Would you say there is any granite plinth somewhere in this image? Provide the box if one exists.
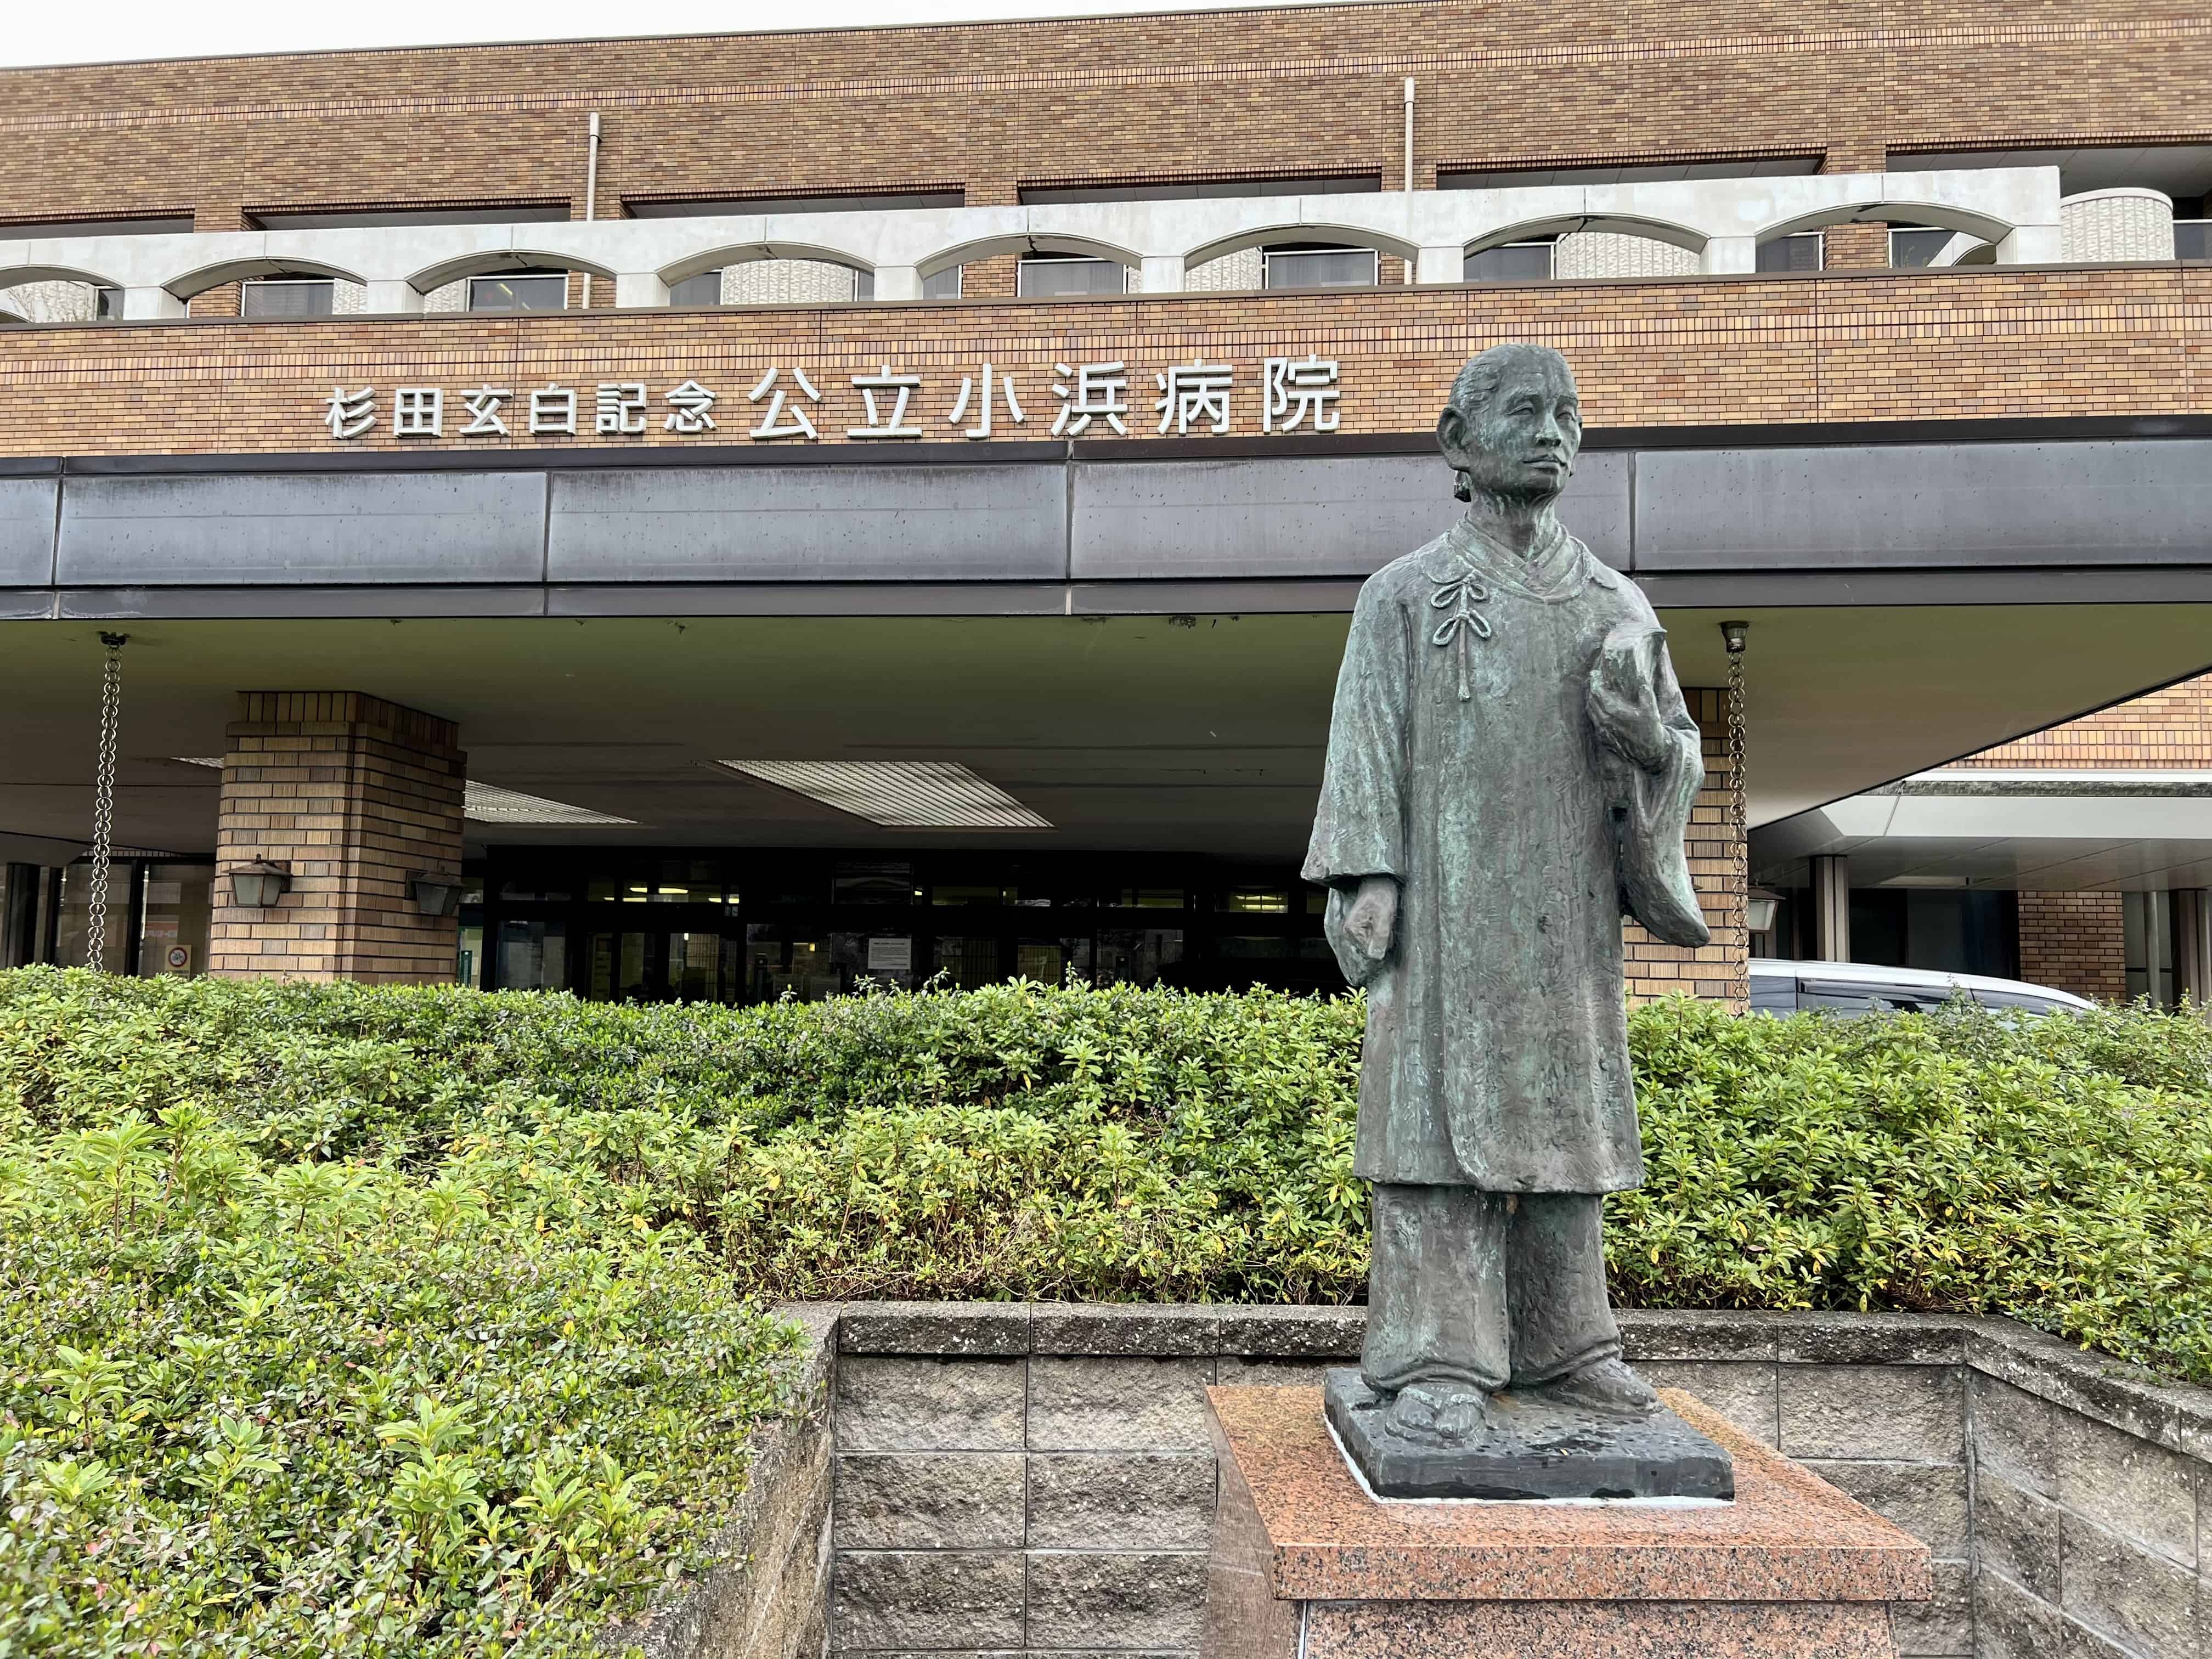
[1323,1367,1734,1499]
[1201,1385,1932,1659]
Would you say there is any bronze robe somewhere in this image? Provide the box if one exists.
[1302,517,1708,1193]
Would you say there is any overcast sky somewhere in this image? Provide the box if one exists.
[2,0,1312,70]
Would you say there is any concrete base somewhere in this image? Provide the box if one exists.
[1203,1385,1931,1659]
[1323,1367,1735,1500]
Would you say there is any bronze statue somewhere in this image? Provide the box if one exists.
[1306,342,1731,1498]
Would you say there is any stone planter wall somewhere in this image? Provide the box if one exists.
[620,1304,2210,1659]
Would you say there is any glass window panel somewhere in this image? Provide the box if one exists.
[501,876,572,901]
[922,267,962,300]
[1463,241,1554,283]
[1017,256,1128,297]
[242,279,336,317]
[1113,888,1186,910]
[2176,221,2210,261]
[933,935,1003,990]
[1096,928,1182,987]
[457,922,482,989]
[498,918,567,991]
[668,270,723,306]
[854,269,876,300]
[666,930,732,1002]
[1217,935,1293,959]
[833,862,917,905]
[1755,232,1823,272]
[53,863,130,970]
[1218,888,1289,914]
[469,273,568,312]
[589,932,651,1001]
[1016,936,1092,984]
[933,883,1014,906]
[1888,228,1954,268]
[1263,247,1378,289]
[137,862,213,977]
[95,287,125,319]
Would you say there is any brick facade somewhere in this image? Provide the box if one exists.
[1956,672,2212,771]
[2017,891,2129,1003]
[209,692,465,984]
[1627,687,1746,1007]
[0,263,2205,457]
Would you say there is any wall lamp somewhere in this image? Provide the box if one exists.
[409,872,465,918]
[229,859,292,909]
[1746,886,1782,935]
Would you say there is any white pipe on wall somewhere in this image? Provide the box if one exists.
[580,112,602,308]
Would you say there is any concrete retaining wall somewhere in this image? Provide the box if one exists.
[619,1304,2210,1658]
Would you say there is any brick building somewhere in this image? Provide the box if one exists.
[1,1,2209,1003]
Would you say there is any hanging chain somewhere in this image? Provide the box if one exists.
[1723,624,1750,945]
[86,633,127,972]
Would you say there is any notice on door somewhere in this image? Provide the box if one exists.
[867,936,914,974]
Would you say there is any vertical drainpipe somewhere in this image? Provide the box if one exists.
[579,111,602,308]
[1403,78,1417,282]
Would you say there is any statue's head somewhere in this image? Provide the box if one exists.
[1437,343,1581,506]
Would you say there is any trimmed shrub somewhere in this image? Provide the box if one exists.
[5,963,2210,1397]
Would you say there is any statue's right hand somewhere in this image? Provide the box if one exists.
[1344,875,1399,962]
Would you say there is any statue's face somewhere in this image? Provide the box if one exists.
[1441,360,1582,504]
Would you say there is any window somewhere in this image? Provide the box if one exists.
[1756,232,1823,272]
[469,271,567,312]
[2177,221,2211,261]
[242,277,335,317]
[3,215,193,239]
[668,270,723,306]
[249,204,568,230]
[1017,254,1128,297]
[1889,228,1959,268]
[1440,157,1821,190]
[626,190,963,218]
[921,267,961,300]
[1021,174,1379,205]
[1464,240,1554,282]
[1262,245,1378,289]
[94,287,126,319]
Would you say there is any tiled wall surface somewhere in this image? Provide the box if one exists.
[4,0,2209,262]
[209,691,465,983]
[2017,891,2131,1003]
[0,266,2205,458]
[792,1303,2211,1659]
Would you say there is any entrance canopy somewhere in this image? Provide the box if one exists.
[6,421,2212,864]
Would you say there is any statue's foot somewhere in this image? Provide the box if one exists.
[1380,1381,1492,1446]
[1528,1358,1661,1419]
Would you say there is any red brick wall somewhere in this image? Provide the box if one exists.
[1628,688,1746,1008]
[0,263,2203,458]
[210,692,465,985]
[1957,674,2212,770]
[2018,891,2128,1002]
[4,2,2209,232]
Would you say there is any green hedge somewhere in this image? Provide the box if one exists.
[5,966,2212,1654]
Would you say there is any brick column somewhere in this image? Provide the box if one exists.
[209,692,466,984]
[2017,891,2126,1003]
[1626,687,1747,1009]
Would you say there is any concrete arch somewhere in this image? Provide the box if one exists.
[657,241,874,287]
[1182,221,1420,267]
[1467,215,1706,256]
[915,232,1138,280]
[164,256,366,300]
[0,263,121,289]
[1757,200,2016,245]
[403,248,619,293]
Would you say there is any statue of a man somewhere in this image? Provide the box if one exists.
[1305,343,1713,1469]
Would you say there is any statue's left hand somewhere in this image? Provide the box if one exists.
[1588,653,1672,772]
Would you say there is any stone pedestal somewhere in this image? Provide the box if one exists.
[1203,1385,1931,1659]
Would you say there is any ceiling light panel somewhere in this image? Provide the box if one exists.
[463,783,636,825]
[718,760,1052,830]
